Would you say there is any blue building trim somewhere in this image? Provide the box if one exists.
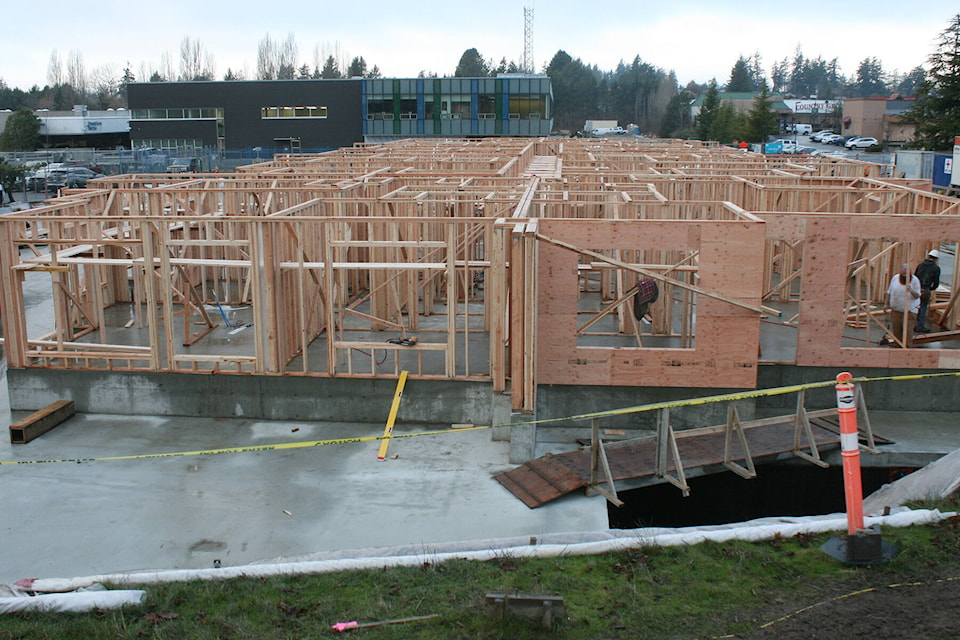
[471,79,479,136]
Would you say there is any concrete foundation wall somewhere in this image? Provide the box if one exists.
[7,365,955,431]
[534,366,960,431]
[535,383,755,430]
[755,366,958,413]
[5,369,507,427]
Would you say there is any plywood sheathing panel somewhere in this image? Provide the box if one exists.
[536,217,763,388]
[796,214,947,368]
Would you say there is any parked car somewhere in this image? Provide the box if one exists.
[166,157,202,173]
[795,146,817,155]
[589,127,627,136]
[846,136,879,149]
[27,163,66,191]
[45,167,105,190]
[822,134,845,145]
[811,149,846,157]
[810,130,835,142]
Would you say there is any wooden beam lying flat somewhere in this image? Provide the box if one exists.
[9,400,76,444]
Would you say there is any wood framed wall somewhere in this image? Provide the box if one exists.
[532,214,766,392]
[1,138,958,413]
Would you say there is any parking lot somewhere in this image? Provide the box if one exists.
[783,130,896,165]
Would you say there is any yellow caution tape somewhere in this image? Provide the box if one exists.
[2,371,957,466]
[0,425,489,466]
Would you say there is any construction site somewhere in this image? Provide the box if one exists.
[2,137,960,582]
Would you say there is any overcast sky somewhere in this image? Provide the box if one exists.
[3,1,957,91]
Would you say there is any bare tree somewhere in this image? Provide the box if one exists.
[257,33,278,80]
[179,37,215,81]
[90,63,120,109]
[312,44,322,78]
[278,33,298,80]
[138,62,157,83]
[318,41,347,77]
[160,52,175,83]
[67,50,87,97]
[47,50,64,87]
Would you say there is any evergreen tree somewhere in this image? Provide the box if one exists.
[52,85,71,110]
[696,80,721,140]
[0,108,41,151]
[454,48,491,77]
[119,64,135,102]
[894,66,926,96]
[748,52,765,90]
[347,57,367,78]
[744,81,778,143]
[854,57,887,97]
[727,56,754,92]
[711,101,743,144]
[544,50,597,132]
[660,89,693,137]
[0,80,36,111]
[320,56,341,79]
[683,80,705,98]
[607,56,668,131]
[771,57,790,94]
[789,46,806,96]
[905,14,960,149]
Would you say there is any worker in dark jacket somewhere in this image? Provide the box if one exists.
[914,249,941,332]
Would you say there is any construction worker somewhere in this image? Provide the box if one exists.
[914,250,941,333]
[882,263,920,347]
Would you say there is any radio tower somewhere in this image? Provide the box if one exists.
[522,5,534,74]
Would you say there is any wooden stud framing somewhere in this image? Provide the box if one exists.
[0,138,957,414]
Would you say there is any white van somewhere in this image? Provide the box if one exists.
[770,139,799,154]
[794,124,813,136]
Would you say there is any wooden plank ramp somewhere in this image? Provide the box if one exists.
[495,417,843,508]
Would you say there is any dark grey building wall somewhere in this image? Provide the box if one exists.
[128,80,363,150]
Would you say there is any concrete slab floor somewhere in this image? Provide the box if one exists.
[0,402,608,583]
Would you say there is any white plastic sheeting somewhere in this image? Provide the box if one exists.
[0,583,145,614]
[864,448,960,515]
[17,508,951,592]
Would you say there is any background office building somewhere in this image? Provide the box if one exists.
[127,76,553,155]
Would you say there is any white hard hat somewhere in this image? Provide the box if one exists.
[928,249,941,259]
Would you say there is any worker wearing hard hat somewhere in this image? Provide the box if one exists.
[914,249,941,333]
